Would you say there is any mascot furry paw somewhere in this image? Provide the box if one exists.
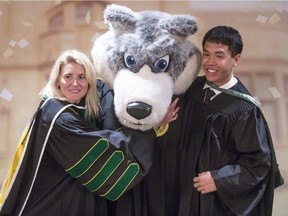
[91,4,201,131]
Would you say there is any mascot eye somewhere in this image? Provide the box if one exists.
[124,53,136,68]
[155,55,169,72]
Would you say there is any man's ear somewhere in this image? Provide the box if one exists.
[233,54,241,66]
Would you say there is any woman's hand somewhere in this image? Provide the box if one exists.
[158,97,180,127]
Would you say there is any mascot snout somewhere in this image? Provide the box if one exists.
[113,67,173,131]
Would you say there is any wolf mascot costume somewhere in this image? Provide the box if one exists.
[91,4,201,216]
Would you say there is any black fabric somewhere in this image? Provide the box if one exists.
[108,76,283,216]
[179,76,283,216]
[203,88,215,106]
[0,80,156,216]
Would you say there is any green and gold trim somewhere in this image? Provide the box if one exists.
[100,163,140,201]
[83,151,124,192]
[66,139,109,178]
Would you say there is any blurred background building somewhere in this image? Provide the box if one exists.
[0,1,287,215]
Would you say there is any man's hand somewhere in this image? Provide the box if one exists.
[193,171,217,194]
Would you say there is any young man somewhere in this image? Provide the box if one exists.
[143,26,283,216]
[182,25,284,215]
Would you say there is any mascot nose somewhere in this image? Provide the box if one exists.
[127,101,152,120]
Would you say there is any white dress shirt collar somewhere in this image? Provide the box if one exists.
[203,76,238,96]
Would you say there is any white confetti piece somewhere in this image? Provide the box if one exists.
[17,39,29,48]
[2,47,14,58]
[256,15,268,23]
[255,6,265,12]
[22,21,33,27]
[85,11,91,24]
[9,40,17,47]
[268,13,281,24]
[269,87,281,99]
[0,88,14,101]
[55,0,61,5]
[95,21,108,29]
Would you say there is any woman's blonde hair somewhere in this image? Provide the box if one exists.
[40,49,100,119]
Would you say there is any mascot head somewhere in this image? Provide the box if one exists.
[92,4,201,131]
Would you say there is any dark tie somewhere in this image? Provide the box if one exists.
[203,88,215,106]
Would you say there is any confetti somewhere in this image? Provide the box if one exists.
[276,6,284,12]
[268,13,281,24]
[2,47,14,58]
[0,88,13,101]
[269,87,281,99]
[22,21,33,27]
[256,15,268,23]
[85,11,91,24]
[255,6,265,13]
[55,0,61,5]
[17,39,29,48]
[9,40,17,47]
[95,21,108,29]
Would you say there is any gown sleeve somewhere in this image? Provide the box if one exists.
[210,104,271,215]
[47,107,155,201]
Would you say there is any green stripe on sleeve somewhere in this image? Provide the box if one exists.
[101,163,140,201]
[84,151,124,192]
[66,139,109,178]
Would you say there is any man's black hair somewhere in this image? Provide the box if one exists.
[202,25,243,57]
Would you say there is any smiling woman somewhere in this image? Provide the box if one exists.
[0,49,157,216]
[57,62,88,103]
[40,49,99,119]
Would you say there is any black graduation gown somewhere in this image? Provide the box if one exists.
[0,84,156,216]
[178,76,284,216]
[109,76,283,216]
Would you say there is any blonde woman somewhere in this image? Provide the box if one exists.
[0,50,157,216]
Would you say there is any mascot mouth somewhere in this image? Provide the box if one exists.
[132,122,143,126]
[123,119,148,126]
[120,117,153,131]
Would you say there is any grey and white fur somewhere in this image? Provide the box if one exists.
[92,4,201,131]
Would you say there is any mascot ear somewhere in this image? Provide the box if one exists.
[160,15,198,37]
[104,4,137,33]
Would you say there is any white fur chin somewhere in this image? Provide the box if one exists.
[114,67,173,131]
